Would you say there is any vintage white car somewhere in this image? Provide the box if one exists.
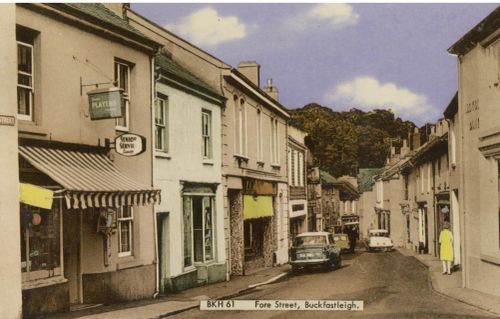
[365,229,393,252]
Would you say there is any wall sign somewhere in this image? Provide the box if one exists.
[88,87,123,120]
[0,115,15,126]
[115,133,146,156]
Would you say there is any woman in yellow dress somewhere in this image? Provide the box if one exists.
[439,222,453,275]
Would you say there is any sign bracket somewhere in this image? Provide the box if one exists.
[80,77,117,96]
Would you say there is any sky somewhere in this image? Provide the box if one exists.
[132,3,498,126]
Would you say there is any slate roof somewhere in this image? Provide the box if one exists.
[320,170,338,185]
[357,168,383,193]
[155,54,225,102]
[65,3,145,37]
[448,6,500,55]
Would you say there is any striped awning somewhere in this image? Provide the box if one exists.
[19,145,160,209]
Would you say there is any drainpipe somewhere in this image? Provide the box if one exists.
[457,56,467,289]
[151,54,160,299]
[432,158,437,257]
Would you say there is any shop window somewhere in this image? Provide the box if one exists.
[155,94,168,153]
[17,26,38,122]
[117,206,133,257]
[20,201,61,281]
[114,60,131,131]
[183,195,214,267]
[202,110,212,159]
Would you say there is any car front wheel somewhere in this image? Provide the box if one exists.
[335,257,342,269]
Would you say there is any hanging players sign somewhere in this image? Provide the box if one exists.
[88,87,124,120]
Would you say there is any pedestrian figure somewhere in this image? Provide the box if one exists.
[347,226,357,253]
[439,222,453,275]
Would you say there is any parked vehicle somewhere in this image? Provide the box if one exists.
[289,232,341,272]
[364,229,393,252]
[332,233,350,252]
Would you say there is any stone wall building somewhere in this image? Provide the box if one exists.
[447,7,500,297]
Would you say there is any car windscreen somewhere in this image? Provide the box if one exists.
[294,235,327,246]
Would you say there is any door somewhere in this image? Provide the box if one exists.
[423,207,429,254]
[64,209,82,304]
[156,212,169,294]
[418,207,428,254]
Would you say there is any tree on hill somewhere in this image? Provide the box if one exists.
[290,104,416,177]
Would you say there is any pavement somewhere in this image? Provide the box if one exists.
[397,247,500,317]
[46,264,291,319]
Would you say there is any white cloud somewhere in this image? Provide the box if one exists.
[325,76,435,120]
[289,4,359,31]
[308,4,360,28]
[168,7,247,47]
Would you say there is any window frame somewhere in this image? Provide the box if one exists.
[298,151,304,187]
[154,95,169,153]
[257,108,263,161]
[270,118,280,164]
[114,61,131,132]
[183,195,216,269]
[17,41,34,122]
[117,206,133,257]
[202,109,212,159]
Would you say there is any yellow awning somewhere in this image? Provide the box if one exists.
[20,183,54,209]
[243,195,273,220]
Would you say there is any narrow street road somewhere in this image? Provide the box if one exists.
[170,251,495,319]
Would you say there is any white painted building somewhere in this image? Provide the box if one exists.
[153,54,227,292]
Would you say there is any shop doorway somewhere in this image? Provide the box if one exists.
[63,210,82,304]
[418,206,429,254]
[156,212,169,294]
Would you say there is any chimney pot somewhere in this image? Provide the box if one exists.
[264,78,279,101]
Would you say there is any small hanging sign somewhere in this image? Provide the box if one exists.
[115,133,146,157]
[88,87,123,120]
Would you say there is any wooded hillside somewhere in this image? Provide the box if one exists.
[289,103,416,177]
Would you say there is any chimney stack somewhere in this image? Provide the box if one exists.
[103,3,127,18]
[412,127,421,150]
[237,61,260,87]
[263,78,279,101]
[400,139,410,157]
